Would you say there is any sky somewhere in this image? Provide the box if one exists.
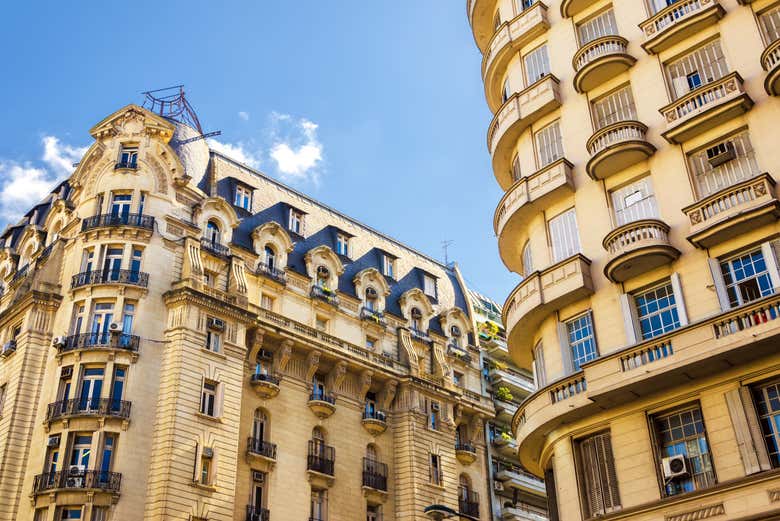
[0,1,519,304]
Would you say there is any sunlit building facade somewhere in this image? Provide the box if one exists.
[0,100,495,521]
[469,0,780,519]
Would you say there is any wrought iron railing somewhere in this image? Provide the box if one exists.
[307,441,335,475]
[200,237,231,257]
[247,437,277,460]
[256,261,287,284]
[455,442,477,454]
[362,457,388,491]
[115,160,138,170]
[459,490,480,517]
[46,398,131,422]
[57,332,140,353]
[309,390,336,405]
[81,213,154,232]
[359,306,387,326]
[10,264,29,285]
[33,470,122,494]
[71,269,149,289]
[362,409,387,422]
[246,506,270,521]
[310,285,340,307]
[251,373,281,386]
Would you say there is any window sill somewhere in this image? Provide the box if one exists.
[425,482,446,492]
[200,347,227,361]
[191,481,217,493]
[195,412,222,423]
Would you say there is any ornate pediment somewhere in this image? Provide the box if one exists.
[89,104,175,142]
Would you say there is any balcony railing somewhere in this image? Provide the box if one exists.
[58,332,140,353]
[360,306,387,327]
[574,35,628,71]
[362,409,387,423]
[46,398,131,422]
[247,437,277,460]
[115,160,138,170]
[10,264,29,286]
[602,218,678,282]
[456,442,477,454]
[246,506,270,521]
[307,441,335,476]
[256,261,286,285]
[310,285,339,307]
[640,0,724,53]
[200,237,231,258]
[362,458,388,491]
[448,344,472,363]
[33,470,122,494]
[309,390,336,405]
[81,213,154,232]
[251,373,281,386]
[459,490,480,518]
[71,269,149,289]
[409,327,432,343]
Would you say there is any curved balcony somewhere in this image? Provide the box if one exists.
[33,470,122,496]
[468,0,498,53]
[250,372,281,399]
[71,269,149,290]
[504,255,594,370]
[81,213,154,233]
[586,121,655,180]
[495,159,574,273]
[45,398,131,425]
[602,219,679,282]
[361,409,388,435]
[455,442,478,465]
[640,0,725,55]
[572,36,635,93]
[762,39,780,96]
[489,75,562,190]
[308,390,336,418]
[684,173,780,248]
[560,0,591,18]
[482,3,550,111]
[56,332,140,355]
[660,72,753,144]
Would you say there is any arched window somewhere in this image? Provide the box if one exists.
[411,307,422,331]
[456,424,469,448]
[365,287,378,311]
[253,409,268,441]
[206,220,221,245]
[312,426,326,457]
[459,474,472,500]
[366,443,378,462]
[316,265,330,288]
[264,245,276,271]
[522,241,533,278]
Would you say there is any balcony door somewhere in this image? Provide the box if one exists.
[253,409,267,443]
[110,193,132,221]
[90,302,114,343]
[109,367,126,413]
[78,368,104,411]
[98,434,115,485]
[69,434,92,470]
[102,248,123,282]
[252,475,266,512]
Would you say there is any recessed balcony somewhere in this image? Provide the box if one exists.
[660,72,753,144]
[762,39,780,96]
[362,409,388,435]
[501,504,549,521]
[489,366,535,396]
[495,159,574,273]
[492,435,518,457]
[489,75,562,190]
[684,173,780,248]
[483,3,550,111]
[504,255,594,369]
[71,269,149,290]
[494,464,547,496]
[455,442,478,465]
[573,36,635,93]
[586,121,655,180]
[640,0,725,55]
[81,213,154,233]
[602,219,680,282]
[250,372,281,399]
[308,390,336,418]
[32,470,121,496]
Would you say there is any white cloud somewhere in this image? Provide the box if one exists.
[207,139,261,169]
[238,111,250,121]
[0,135,87,224]
[269,116,324,185]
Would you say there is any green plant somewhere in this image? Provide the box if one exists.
[500,431,512,441]
[495,386,513,402]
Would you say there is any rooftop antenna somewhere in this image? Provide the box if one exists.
[141,85,221,144]
[442,240,454,266]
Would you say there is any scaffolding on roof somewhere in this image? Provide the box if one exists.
[141,85,203,134]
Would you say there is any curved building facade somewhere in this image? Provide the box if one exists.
[469,0,780,520]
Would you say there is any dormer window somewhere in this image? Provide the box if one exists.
[450,325,462,347]
[117,145,138,169]
[288,208,304,235]
[234,185,252,210]
[336,233,349,257]
[316,266,330,288]
[264,245,276,271]
[206,221,221,245]
[382,255,395,279]
[423,274,437,298]
[365,287,378,311]
[411,307,423,331]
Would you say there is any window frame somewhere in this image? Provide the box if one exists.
[564,311,598,372]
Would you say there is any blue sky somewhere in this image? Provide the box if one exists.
[0,1,518,303]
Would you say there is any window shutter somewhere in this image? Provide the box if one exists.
[557,321,574,376]
[619,293,638,345]
[578,436,604,516]
[761,242,780,292]
[724,388,765,475]
[595,432,621,512]
[708,258,730,311]
[193,442,201,482]
[670,273,689,327]
[738,386,772,471]
[544,465,560,521]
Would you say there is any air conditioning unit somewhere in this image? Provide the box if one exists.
[706,142,736,167]
[52,336,67,348]
[662,454,689,479]
[207,317,226,331]
[493,480,504,492]
[252,470,265,483]
[60,366,73,379]
[202,447,214,459]
[0,340,16,356]
[47,435,60,447]
[108,322,122,334]
[65,466,85,488]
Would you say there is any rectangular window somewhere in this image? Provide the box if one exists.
[524,45,551,85]
[752,380,780,467]
[429,402,439,430]
[592,86,636,130]
[533,342,546,387]
[315,317,328,332]
[382,255,395,279]
[760,5,780,43]
[453,371,463,387]
[577,8,618,45]
[0,384,5,416]
[566,312,597,371]
[720,249,775,308]
[205,330,221,353]
[366,336,377,350]
[200,380,218,417]
[423,275,437,298]
[33,508,48,521]
[535,121,564,169]
[575,431,621,517]
[311,489,328,521]
[666,40,728,99]
[548,208,581,263]
[652,405,715,496]
[511,154,522,182]
[502,77,512,104]
[336,233,349,257]
[118,146,138,168]
[634,282,681,340]
[430,453,442,486]
[59,508,83,520]
[260,294,274,311]
[367,504,382,521]
[234,185,252,210]
[688,131,760,198]
[610,176,658,226]
[289,209,304,235]
[91,507,108,521]
[200,453,212,484]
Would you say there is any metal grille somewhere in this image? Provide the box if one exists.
[653,406,715,496]
[578,9,618,45]
[592,86,636,130]
[688,131,760,198]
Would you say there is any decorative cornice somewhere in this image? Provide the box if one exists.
[665,503,725,521]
